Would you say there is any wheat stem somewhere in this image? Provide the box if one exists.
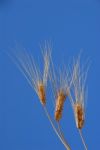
[57,122,69,147]
[44,106,71,150]
[79,129,87,150]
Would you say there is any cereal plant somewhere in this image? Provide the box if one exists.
[7,43,89,150]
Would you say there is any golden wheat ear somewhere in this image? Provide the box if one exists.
[72,56,88,127]
[37,48,51,105]
[69,54,89,150]
[36,44,52,105]
[74,103,84,129]
[56,67,73,122]
[49,62,71,123]
[7,44,52,106]
[55,90,66,121]
[37,81,46,105]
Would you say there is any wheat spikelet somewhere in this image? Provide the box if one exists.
[55,90,66,121]
[37,81,46,105]
[74,103,84,129]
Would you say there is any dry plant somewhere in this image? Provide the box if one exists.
[68,54,89,150]
[7,44,89,150]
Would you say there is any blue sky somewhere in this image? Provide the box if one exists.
[0,0,100,150]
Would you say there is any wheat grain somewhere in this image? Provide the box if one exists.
[37,81,46,105]
[55,90,66,121]
[74,103,84,129]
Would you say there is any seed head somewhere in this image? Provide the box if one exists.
[74,103,84,129]
[55,90,66,121]
[37,81,46,105]
[8,44,51,105]
[70,54,89,128]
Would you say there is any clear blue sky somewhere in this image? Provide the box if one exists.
[0,0,100,150]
